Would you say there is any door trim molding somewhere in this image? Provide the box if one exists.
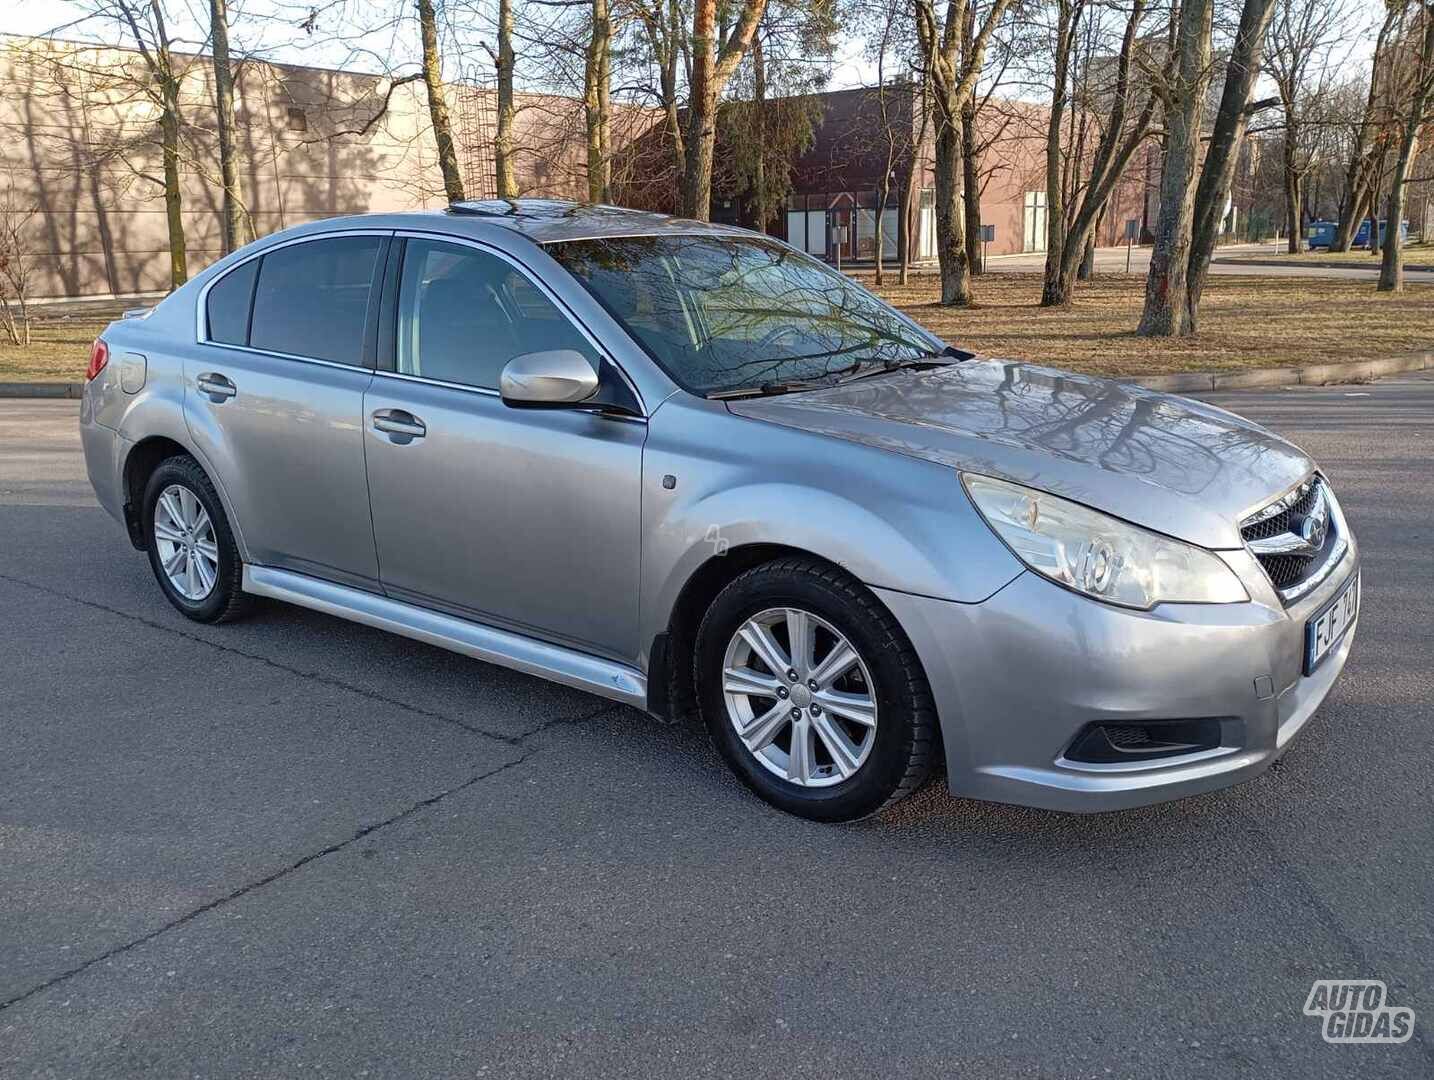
[242,565,648,709]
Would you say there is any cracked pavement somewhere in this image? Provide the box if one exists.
[1,380,1431,1078]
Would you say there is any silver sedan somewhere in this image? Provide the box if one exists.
[79,200,1359,821]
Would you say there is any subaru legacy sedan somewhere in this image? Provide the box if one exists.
[80,201,1359,822]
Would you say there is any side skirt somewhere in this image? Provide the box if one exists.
[242,565,648,709]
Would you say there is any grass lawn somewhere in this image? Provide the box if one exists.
[3,273,1432,383]
[0,301,129,382]
[864,271,1434,378]
[1217,245,1430,269]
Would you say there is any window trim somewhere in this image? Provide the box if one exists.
[376,230,647,416]
[194,229,394,372]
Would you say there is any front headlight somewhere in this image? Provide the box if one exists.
[962,474,1248,609]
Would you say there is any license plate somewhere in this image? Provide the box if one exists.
[1305,572,1359,674]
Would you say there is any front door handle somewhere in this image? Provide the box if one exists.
[196,372,236,401]
[372,408,427,441]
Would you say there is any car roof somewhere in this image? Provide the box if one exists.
[443,199,745,244]
[286,200,750,247]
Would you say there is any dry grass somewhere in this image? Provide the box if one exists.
[0,299,135,382]
[1217,245,1429,269]
[3,274,1433,382]
[862,271,1434,377]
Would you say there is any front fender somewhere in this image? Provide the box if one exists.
[639,396,1023,660]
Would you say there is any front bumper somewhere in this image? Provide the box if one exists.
[876,542,1359,813]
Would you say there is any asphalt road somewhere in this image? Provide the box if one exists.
[986,242,1434,283]
[2,379,1431,1078]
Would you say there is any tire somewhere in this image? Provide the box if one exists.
[142,455,251,623]
[694,557,938,822]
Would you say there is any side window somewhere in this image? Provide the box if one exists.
[249,235,383,365]
[396,239,600,390]
[205,257,258,345]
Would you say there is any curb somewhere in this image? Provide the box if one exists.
[1215,257,1434,273]
[1126,352,1434,393]
[0,381,85,398]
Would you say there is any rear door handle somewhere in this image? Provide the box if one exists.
[372,408,427,441]
[196,372,236,400]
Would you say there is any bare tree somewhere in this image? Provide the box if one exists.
[913,0,1018,306]
[1184,0,1280,325]
[489,0,519,198]
[1038,0,1158,307]
[1379,0,1434,290]
[584,0,614,201]
[207,0,248,253]
[418,0,466,203]
[0,178,37,345]
[1266,0,1354,251]
[1137,0,1214,337]
[1333,7,1402,251]
[108,0,190,287]
[680,0,768,219]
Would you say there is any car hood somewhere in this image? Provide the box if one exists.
[727,359,1315,549]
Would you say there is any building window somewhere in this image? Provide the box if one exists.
[1023,191,1048,253]
[286,107,308,132]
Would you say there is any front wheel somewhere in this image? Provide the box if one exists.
[694,557,938,822]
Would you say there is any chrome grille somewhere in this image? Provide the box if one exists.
[1240,475,1341,597]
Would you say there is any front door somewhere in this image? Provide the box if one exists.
[185,232,388,587]
[362,236,645,660]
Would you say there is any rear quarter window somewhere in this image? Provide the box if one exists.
[205,258,258,345]
[249,236,383,365]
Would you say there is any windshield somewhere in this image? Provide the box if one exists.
[545,233,944,395]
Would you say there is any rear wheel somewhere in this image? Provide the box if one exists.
[142,456,250,623]
[694,557,937,821]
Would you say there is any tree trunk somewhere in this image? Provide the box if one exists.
[1282,134,1303,253]
[417,0,465,204]
[900,168,918,285]
[1185,0,1275,326]
[1077,230,1096,280]
[753,34,768,228]
[960,7,983,276]
[1040,0,1076,305]
[584,0,613,202]
[209,0,247,253]
[900,79,929,287]
[962,96,982,276]
[933,114,971,306]
[1333,176,1369,252]
[160,86,187,287]
[494,0,517,198]
[1137,0,1213,337]
[1378,15,1434,292]
[680,0,717,219]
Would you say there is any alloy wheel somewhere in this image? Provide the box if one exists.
[153,483,219,601]
[721,606,878,787]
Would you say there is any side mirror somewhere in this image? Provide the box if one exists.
[499,349,600,407]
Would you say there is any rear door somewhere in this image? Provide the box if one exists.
[185,231,389,588]
[361,235,645,659]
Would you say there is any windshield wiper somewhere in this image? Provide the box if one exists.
[835,347,970,385]
[707,379,833,400]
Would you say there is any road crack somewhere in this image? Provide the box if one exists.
[0,755,533,1014]
[0,570,636,1013]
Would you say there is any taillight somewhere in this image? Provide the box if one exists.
[86,339,109,381]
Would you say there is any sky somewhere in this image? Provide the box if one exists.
[0,0,1383,97]
[1,0,887,90]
